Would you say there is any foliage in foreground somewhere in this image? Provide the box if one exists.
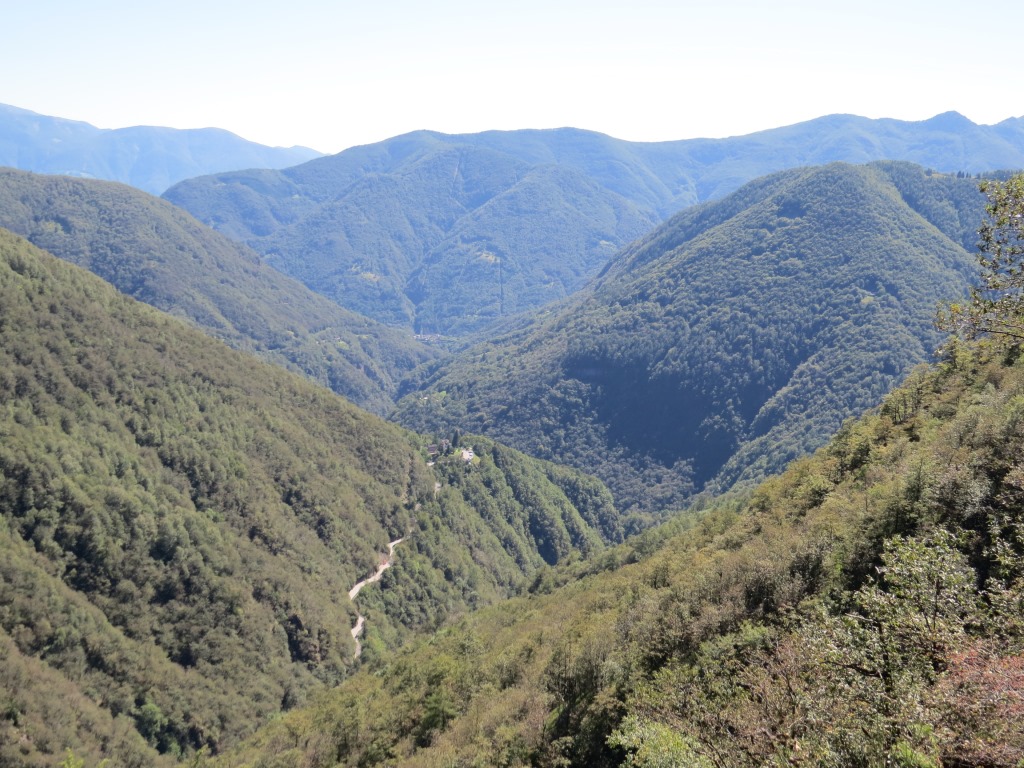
[940,172,1024,343]
[217,344,1024,767]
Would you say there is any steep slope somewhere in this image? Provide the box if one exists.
[164,113,1024,335]
[0,103,321,195]
[210,342,1024,768]
[0,229,614,765]
[395,163,984,512]
[0,168,437,414]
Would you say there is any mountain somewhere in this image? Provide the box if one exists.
[0,228,616,765]
[0,103,321,195]
[208,339,1024,768]
[394,162,985,512]
[0,168,437,414]
[167,132,659,333]
[164,113,1024,335]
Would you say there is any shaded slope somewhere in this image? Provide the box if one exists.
[0,229,614,763]
[395,163,984,512]
[164,113,1024,335]
[0,102,321,195]
[0,168,437,414]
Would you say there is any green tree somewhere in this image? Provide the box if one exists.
[608,716,711,768]
[801,530,980,763]
[940,173,1024,341]
[416,688,459,746]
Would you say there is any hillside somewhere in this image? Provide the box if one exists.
[394,162,985,512]
[208,340,1024,768]
[0,103,321,195]
[164,113,1024,335]
[0,168,437,414]
[168,133,657,333]
[0,229,616,766]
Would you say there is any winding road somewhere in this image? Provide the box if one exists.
[349,537,404,659]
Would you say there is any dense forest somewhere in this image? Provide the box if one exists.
[0,229,618,766]
[0,169,437,414]
[2,108,1024,767]
[191,169,1024,767]
[395,162,985,512]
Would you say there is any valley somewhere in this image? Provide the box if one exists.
[0,105,1023,767]
[0,230,614,764]
[395,162,985,511]
[214,343,1024,767]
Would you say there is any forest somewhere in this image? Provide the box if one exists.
[394,162,985,512]
[0,230,617,766]
[1,109,1023,766]
[0,169,437,415]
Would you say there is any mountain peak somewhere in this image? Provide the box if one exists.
[922,110,975,130]
[0,102,323,194]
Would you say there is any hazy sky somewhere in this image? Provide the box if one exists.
[5,0,1020,155]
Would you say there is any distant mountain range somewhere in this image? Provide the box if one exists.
[0,103,321,195]
[394,162,985,512]
[163,111,1024,335]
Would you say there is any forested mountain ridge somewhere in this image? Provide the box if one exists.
[164,112,1024,335]
[0,103,321,195]
[0,168,438,414]
[208,339,1024,768]
[168,132,658,333]
[0,229,616,766]
[395,162,985,512]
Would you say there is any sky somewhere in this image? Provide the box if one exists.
[4,0,1022,155]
